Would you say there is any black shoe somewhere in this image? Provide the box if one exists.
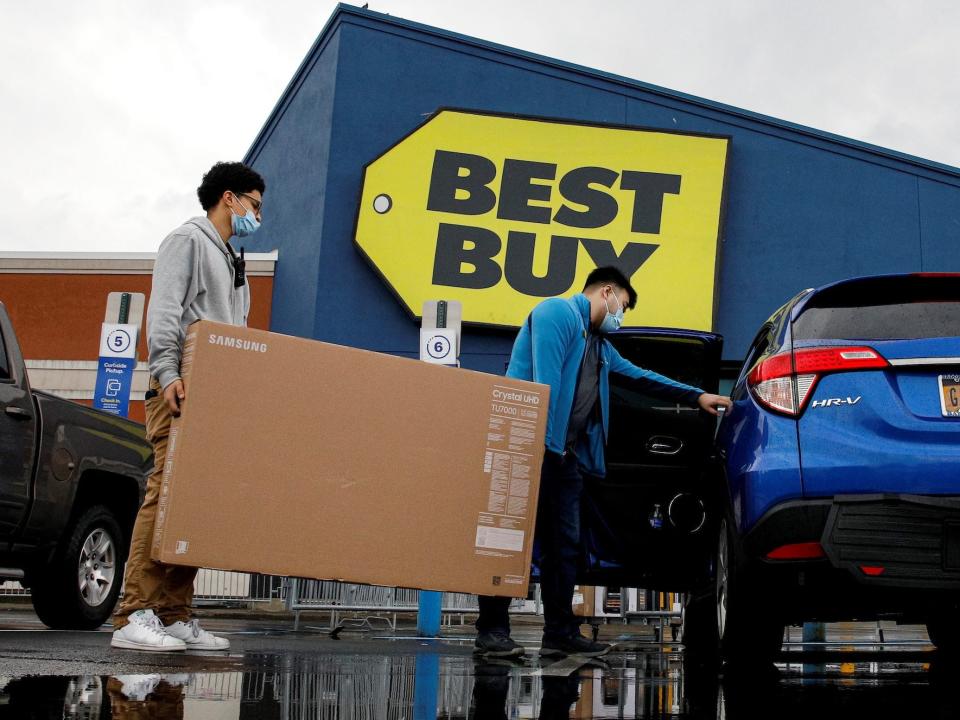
[540,633,611,658]
[474,630,526,658]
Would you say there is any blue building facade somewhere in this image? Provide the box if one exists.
[242,5,960,374]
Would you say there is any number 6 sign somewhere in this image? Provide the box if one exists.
[419,328,457,365]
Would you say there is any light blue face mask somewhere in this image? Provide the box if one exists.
[230,194,261,238]
[598,291,624,334]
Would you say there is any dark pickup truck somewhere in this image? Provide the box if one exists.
[0,301,152,629]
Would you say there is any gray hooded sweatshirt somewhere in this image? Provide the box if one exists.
[148,216,251,390]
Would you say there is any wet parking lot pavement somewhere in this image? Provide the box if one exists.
[1,610,958,718]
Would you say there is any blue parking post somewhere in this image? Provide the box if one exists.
[802,621,825,644]
[413,652,439,720]
[416,299,459,640]
[417,590,442,637]
[802,622,826,680]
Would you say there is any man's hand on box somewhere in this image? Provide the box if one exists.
[698,393,732,416]
[164,379,186,417]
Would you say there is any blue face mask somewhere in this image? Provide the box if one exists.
[230,195,261,238]
[598,292,624,334]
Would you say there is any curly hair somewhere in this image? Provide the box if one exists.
[197,162,266,211]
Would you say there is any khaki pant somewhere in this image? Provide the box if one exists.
[113,377,197,629]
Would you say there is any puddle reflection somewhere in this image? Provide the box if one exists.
[1,649,959,718]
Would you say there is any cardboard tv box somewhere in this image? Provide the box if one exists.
[151,321,549,597]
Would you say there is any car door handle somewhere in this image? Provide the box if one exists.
[646,436,683,455]
[4,406,31,421]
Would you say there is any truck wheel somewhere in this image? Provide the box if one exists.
[715,518,783,665]
[31,505,126,630]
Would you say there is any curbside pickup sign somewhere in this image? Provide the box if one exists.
[354,109,730,329]
[93,323,138,417]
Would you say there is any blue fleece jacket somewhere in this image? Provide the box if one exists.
[506,294,705,477]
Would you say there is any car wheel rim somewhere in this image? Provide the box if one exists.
[78,528,115,607]
[716,684,726,720]
[64,676,103,717]
[680,601,687,643]
[716,520,729,639]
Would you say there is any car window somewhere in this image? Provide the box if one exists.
[736,328,771,388]
[608,335,708,411]
[794,303,960,340]
[0,327,10,381]
[611,336,708,386]
[794,275,960,341]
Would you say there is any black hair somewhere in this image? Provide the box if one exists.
[196,162,266,211]
[583,266,637,309]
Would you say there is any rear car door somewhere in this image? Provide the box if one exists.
[0,303,37,537]
[578,328,722,591]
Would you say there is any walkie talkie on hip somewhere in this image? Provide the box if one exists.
[229,245,246,288]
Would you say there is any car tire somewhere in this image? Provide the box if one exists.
[715,517,783,665]
[31,504,126,630]
[681,589,719,665]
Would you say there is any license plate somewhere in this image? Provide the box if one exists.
[939,375,960,417]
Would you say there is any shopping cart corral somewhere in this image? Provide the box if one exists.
[283,579,542,635]
[574,586,684,643]
[283,579,682,640]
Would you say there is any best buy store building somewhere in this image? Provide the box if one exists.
[238,6,960,381]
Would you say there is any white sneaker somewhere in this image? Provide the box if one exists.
[113,674,161,701]
[111,609,187,652]
[164,619,230,650]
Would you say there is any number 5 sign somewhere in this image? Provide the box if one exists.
[94,322,139,416]
[99,323,138,359]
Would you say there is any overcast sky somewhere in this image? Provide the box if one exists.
[2,1,958,253]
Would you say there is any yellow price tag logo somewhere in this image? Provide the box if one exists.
[355,109,729,329]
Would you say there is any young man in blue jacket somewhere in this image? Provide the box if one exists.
[475,266,732,659]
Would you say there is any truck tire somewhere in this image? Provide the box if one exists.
[1,675,108,719]
[31,504,126,630]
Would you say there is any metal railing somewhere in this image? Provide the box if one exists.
[193,571,285,606]
[283,579,542,631]
[232,654,688,718]
[0,570,284,606]
[0,580,30,597]
[3,570,681,640]
[184,672,244,701]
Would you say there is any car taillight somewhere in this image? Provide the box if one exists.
[748,346,888,416]
[766,542,827,560]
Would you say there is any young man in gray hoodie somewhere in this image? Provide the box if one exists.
[111,162,265,652]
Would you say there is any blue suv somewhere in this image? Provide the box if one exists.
[574,273,960,663]
[691,273,960,661]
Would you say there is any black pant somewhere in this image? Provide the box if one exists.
[470,659,579,719]
[477,451,583,640]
